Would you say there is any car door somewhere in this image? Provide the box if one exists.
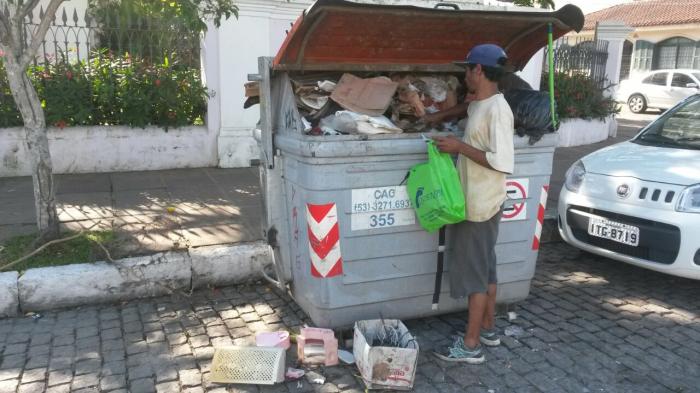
[669,72,699,106]
[641,72,669,108]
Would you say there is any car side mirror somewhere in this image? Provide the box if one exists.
[686,82,699,89]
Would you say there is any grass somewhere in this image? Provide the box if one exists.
[0,230,115,273]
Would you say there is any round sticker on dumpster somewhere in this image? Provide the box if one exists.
[502,179,529,222]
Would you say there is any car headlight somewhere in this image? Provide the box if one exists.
[676,184,700,213]
[564,160,586,193]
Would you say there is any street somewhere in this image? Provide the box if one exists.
[1,242,699,393]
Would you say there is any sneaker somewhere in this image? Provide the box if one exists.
[433,337,485,364]
[479,328,501,347]
[450,328,501,347]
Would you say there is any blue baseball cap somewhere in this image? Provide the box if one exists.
[454,44,508,68]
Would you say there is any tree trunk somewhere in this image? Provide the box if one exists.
[4,55,60,239]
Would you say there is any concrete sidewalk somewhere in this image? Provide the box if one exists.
[0,168,263,259]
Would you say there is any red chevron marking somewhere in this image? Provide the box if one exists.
[307,203,335,224]
[311,257,343,278]
[308,223,339,260]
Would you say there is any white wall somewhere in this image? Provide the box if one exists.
[206,0,311,168]
[571,23,700,80]
[0,126,217,177]
[517,49,545,90]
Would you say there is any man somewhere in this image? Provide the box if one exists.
[430,44,515,364]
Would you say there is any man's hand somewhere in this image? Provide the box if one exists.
[432,135,463,155]
[422,112,445,126]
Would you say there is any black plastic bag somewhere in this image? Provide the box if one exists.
[503,89,557,145]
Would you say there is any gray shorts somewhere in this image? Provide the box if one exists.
[446,210,502,298]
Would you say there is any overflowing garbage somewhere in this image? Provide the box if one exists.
[504,88,557,144]
[246,71,555,141]
[210,316,535,390]
[290,72,464,136]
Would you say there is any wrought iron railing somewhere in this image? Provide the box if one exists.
[548,36,609,86]
[22,3,200,68]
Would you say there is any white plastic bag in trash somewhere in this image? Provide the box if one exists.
[336,110,403,135]
[419,77,449,103]
[320,112,358,134]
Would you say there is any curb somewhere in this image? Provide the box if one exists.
[0,241,272,317]
[0,271,19,317]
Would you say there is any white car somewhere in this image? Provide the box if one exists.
[559,94,700,279]
[616,69,700,113]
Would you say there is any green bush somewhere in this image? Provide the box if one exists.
[0,52,207,129]
[542,72,619,121]
[0,60,22,128]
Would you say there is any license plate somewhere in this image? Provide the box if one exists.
[587,217,640,246]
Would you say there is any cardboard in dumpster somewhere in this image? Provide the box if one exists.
[330,73,399,117]
[353,319,419,390]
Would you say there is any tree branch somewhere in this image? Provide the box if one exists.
[19,0,65,68]
[0,2,16,49]
[0,222,99,272]
[0,20,9,46]
[20,0,43,18]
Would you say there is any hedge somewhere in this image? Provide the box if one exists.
[0,52,206,129]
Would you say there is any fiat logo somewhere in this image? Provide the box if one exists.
[616,184,630,198]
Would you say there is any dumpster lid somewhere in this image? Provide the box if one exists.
[273,0,584,72]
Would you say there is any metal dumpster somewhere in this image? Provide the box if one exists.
[252,0,583,328]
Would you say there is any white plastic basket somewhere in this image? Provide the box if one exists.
[210,346,285,385]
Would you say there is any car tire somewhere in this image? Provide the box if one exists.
[628,94,647,113]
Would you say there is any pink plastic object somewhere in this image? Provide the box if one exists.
[296,327,338,366]
[255,331,291,350]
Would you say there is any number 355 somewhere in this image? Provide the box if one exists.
[370,213,395,227]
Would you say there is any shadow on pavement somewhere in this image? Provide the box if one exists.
[0,168,264,260]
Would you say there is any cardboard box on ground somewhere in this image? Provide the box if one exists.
[353,319,419,390]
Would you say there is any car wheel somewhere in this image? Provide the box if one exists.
[628,94,647,113]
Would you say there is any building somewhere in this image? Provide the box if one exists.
[573,0,700,80]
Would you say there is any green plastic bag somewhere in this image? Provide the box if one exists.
[407,141,466,232]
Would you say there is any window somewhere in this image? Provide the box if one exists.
[636,96,700,150]
[671,73,694,88]
[633,40,653,71]
[643,73,668,86]
[653,37,696,69]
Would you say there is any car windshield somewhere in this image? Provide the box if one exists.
[694,73,700,81]
[634,95,700,150]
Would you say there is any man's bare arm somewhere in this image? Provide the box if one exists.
[432,135,497,171]
[423,102,469,124]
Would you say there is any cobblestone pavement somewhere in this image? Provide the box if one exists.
[1,242,699,393]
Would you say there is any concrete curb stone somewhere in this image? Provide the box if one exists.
[190,242,271,289]
[18,251,191,311]
[2,241,272,314]
[0,271,19,317]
